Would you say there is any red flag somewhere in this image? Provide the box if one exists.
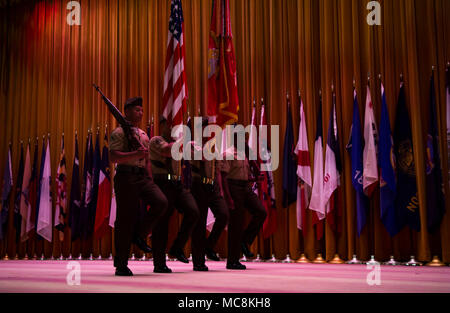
[207,0,239,127]
[162,0,188,126]
[94,134,112,239]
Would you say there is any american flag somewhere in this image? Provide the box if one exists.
[162,0,187,126]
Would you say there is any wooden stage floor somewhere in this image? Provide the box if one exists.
[0,259,449,293]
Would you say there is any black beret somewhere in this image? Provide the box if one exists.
[124,97,143,110]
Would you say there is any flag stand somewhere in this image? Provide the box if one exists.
[367,194,377,264]
[282,206,292,263]
[405,229,422,266]
[329,216,344,264]
[383,238,401,265]
[328,224,344,264]
[313,227,326,264]
[346,221,362,264]
[425,256,445,267]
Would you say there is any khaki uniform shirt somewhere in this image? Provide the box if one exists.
[110,126,149,168]
[187,140,216,180]
[149,136,182,175]
[217,149,251,181]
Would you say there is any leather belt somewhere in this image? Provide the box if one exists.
[153,173,182,182]
[193,176,215,186]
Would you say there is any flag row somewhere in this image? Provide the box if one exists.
[283,69,449,239]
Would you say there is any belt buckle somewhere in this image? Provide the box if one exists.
[202,177,214,185]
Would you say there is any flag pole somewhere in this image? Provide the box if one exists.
[313,89,326,264]
[329,82,344,264]
[347,78,362,264]
[296,89,309,263]
[283,91,292,263]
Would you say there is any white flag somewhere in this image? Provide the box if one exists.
[309,103,325,221]
[323,98,339,208]
[363,85,379,196]
[294,97,312,230]
[109,187,116,228]
[37,139,52,242]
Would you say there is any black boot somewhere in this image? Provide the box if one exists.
[241,242,254,258]
[206,248,220,261]
[115,266,133,276]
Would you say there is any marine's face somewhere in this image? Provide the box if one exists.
[125,106,143,125]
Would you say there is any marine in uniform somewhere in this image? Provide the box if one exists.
[219,136,267,270]
[188,117,229,271]
[149,116,200,273]
[109,97,168,276]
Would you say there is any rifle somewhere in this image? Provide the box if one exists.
[92,84,145,152]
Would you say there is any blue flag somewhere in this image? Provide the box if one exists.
[425,74,445,233]
[282,99,297,208]
[0,146,13,240]
[347,89,369,237]
[80,133,93,240]
[69,135,82,241]
[379,84,398,237]
[394,83,420,231]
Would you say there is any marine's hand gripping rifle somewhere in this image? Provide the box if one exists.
[92,84,145,153]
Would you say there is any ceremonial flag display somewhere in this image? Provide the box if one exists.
[324,92,342,233]
[0,145,13,240]
[379,83,398,237]
[207,0,239,127]
[54,135,67,242]
[425,73,445,233]
[294,94,312,233]
[309,95,325,240]
[363,84,379,197]
[282,98,297,208]
[19,142,31,242]
[394,82,420,232]
[94,133,112,239]
[36,138,52,242]
[347,89,369,236]
[162,0,188,126]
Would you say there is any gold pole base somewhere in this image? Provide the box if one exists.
[313,253,327,264]
[296,254,311,264]
[3,254,9,260]
[425,256,446,267]
[328,254,345,264]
